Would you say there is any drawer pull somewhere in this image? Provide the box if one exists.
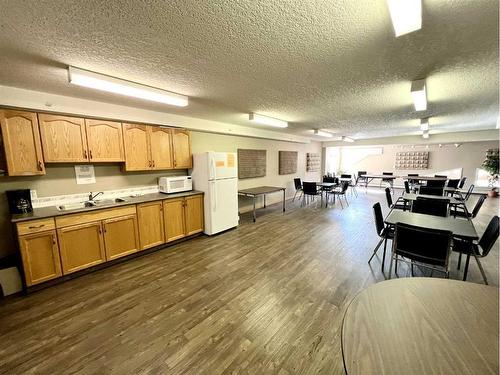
[28,224,45,229]
[38,161,44,171]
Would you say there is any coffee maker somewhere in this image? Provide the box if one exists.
[6,189,33,214]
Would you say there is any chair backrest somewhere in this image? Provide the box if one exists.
[407,174,419,184]
[385,187,393,208]
[373,202,385,236]
[294,178,302,190]
[471,194,487,218]
[479,216,500,257]
[447,179,460,189]
[419,186,444,196]
[358,171,367,176]
[383,172,393,176]
[404,181,411,193]
[412,197,449,217]
[393,223,452,267]
[323,176,336,183]
[340,174,352,179]
[340,181,349,192]
[408,174,419,177]
[302,182,317,195]
[459,177,467,188]
[434,175,448,178]
[464,184,474,200]
[427,179,447,188]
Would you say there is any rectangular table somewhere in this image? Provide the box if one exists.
[402,192,462,205]
[385,210,478,240]
[401,176,448,181]
[238,186,286,222]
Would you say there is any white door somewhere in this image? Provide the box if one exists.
[205,178,239,235]
[209,152,237,180]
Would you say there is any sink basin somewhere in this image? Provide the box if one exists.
[93,198,128,205]
[57,201,95,211]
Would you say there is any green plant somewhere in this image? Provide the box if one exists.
[482,148,499,189]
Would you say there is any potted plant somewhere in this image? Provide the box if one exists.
[482,148,499,197]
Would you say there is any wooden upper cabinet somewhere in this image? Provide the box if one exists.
[0,110,45,175]
[57,221,106,274]
[123,123,150,171]
[85,119,124,162]
[163,198,186,242]
[172,129,192,169]
[18,230,62,286]
[38,114,89,162]
[149,127,173,170]
[184,195,204,236]
[137,201,165,250]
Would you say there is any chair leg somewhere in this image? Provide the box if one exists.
[411,262,414,277]
[345,195,349,206]
[395,256,398,275]
[462,255,470,281]
[292,190,298,202]
[457,252,462,270]
[473,254,489,285]
[339,196,343,209]
[381,238,388,271]
[368,238,384,263]
[388,253,394,279]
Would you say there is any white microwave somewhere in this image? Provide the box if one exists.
[159,176,193,194]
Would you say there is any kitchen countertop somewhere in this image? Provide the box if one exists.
[11,190,204,223]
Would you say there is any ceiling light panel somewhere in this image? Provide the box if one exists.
[314,130,333,138]
[342,136,355,143]
[386,0,422,37]
[411,79,427,111]
[249,113,288,128]
[68,66,188,107]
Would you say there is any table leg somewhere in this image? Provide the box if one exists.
[264,194,266,208]
[283,189,286,212]
[253,196,256,222]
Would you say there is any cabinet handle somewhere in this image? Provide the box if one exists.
[98,226,102,235]
[38,161,43,171]
[84,150,88,159]
[28,224,45,229]
[89,150,93,159]
[52,235,57,245]
[148,160,152,168]
[152,160,155,168]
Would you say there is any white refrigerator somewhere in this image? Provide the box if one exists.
[191,152,239,235]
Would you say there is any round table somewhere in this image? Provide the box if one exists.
[342,278,499,375]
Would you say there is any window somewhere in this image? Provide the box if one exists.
[475,168,498,188]
[340,147,382,173]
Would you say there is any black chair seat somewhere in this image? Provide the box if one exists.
[452,239,479,255]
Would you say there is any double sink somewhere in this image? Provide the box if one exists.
[57,198,128,211]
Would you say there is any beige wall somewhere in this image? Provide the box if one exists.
[326,140,498,187]
[0,131,320,258]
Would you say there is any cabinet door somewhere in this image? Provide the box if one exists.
[137,202,165,250]
[0,110,45,175]
[185,195,204,235]
[123,123,151,171]
[38,114,89,162]
[163,198,186,242]
[18,230,62,286]
[85,119,124,162]
[172,129,192,169]
[103,214,139,260]
[149,127,173,170]
[58,222,106,274]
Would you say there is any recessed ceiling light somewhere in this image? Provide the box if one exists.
[411,79,427,111]
[342,136,355,143]
[420,118,429,131]
[248,113,288,128]
[68,66,188,107]
[422,130,429,139]
[313,130,333,138]
[386,0,422,37]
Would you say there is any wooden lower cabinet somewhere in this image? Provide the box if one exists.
[137,202,165,250]
[57,222,106,274]
[103,215,139,260]
[18,230,62,286]
[164,198,186,242]
[185,195,204,235]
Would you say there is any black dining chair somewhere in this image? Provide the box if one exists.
[404,181,411,194]
[389,223,453,279]
[458,177,467,189]
[380,172,394,189]
[292,178,303,202]
[427,179,447,189]
[357,171,368,188]
[451,194,487,219]
[419,186,444,196]
[462,184,474,201]
[368,202,394,271]
[323,176,337,183]
[327,181,349,208]
[301,182,320,206]
[447,179,460,189]
[341,174,357,197]
[407,173,420,192]
[453,215,499,284]
[411,197,449,217]
[385,187,406,210]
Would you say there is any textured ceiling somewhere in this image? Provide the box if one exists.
[0,0,498,140]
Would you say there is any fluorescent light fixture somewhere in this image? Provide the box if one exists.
[342,136,355,143]
[68,66,188,107]
[420,118,429,131]
[313,130,333,138]
[386,0,422,37]
[411,79,427,111]
[422,130,429,139]
[248,113,288,128]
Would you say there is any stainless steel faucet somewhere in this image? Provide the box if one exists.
[89,191,104,201]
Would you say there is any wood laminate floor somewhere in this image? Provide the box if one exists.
[1,189,498,374]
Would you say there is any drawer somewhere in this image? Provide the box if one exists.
[55,205,136,228]
[16,218,56,236]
